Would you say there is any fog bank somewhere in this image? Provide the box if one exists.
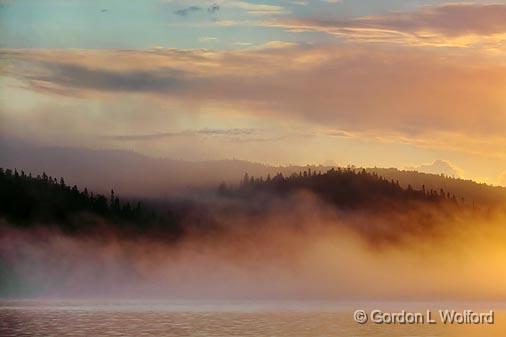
[2,193,506,300]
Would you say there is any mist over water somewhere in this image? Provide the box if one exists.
[2,192,506,301]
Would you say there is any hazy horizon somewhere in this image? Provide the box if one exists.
[3,136,505,201]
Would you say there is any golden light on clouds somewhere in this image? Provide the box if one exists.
[268,3,506,50]
[1,2,506,185]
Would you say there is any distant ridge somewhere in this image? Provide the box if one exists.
[1,138,505,204]
[220,168,460,210]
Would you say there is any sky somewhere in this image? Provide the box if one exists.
[1,0,506,185]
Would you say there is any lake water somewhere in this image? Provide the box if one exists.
[1,300,505,337]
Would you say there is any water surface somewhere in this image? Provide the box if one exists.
[1,300,505,337]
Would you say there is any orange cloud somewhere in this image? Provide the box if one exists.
[406,160,464,178]
[2,42,506,162]
[270,4,506,49]
[4,45,506,133]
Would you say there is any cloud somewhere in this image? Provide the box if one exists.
[102,128,287,144]
[357,4,506,37]
[24,61,188,93]
[225,1,287,15]
[174,6,201,16]
[271,3,506,47]
[199,36,218,43]
[406,160,463,178]
[288,0,308,5]
[169,1,285,17]
[174,4,221,17]
[3,44,506,159]
[208,3,220,14]
[105,128,256,141]
[323,129,357,139]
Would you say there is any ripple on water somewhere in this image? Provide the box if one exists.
[1,300,505,337]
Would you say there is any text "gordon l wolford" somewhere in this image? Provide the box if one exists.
[354,309,495,325]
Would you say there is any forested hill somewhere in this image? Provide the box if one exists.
[0,165,497,236]
[2,140,505,204]
[0,167,174,235]
[367,167,506,206]
[219,168,461,210]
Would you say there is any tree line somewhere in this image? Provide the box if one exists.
[0,166,464,236]
[0,167,170,234]
[219,167,460,209]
